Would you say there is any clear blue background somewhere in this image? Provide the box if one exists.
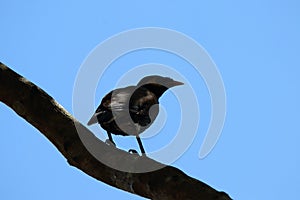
[1,1,300,199]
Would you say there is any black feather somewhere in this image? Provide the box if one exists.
[87,75,183,154]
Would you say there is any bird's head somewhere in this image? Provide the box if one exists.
[137,75,183,98]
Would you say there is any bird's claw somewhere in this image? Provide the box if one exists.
[128,149,138,154]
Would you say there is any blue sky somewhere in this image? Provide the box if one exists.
[1,1,300,199]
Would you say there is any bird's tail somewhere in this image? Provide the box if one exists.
[87,114,98,126]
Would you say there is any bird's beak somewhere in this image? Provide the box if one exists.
[170,80,184,87]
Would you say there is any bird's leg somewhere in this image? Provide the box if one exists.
[136,136,146,155]
[105,131,116,146]
[128,136,146,155]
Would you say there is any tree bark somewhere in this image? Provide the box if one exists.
[0,62,232,200]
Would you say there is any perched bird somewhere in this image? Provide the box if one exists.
[87,75,183,155]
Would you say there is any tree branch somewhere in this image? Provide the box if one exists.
[0,62,232,200]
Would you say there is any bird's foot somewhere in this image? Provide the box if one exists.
[105,139,116,146]
[128,149,147,157]
[128,149,138,154]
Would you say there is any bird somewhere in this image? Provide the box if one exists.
[87,75,183,155]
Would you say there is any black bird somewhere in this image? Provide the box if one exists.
[87,75,183,155]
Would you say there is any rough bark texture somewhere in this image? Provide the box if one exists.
[0,62,232,200]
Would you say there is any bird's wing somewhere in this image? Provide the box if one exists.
[129,87,159,126]
[87,86,136,125]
